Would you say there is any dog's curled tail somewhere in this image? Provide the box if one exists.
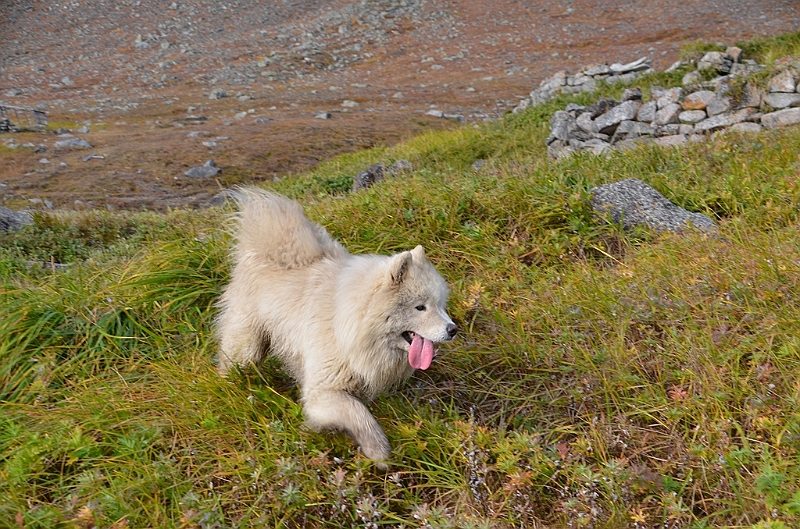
[233,188,347,269]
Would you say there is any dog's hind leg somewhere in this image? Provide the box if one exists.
[302,389,391,466]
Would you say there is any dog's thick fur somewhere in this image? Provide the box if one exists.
[216,189,457,464]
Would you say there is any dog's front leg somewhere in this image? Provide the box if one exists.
[302,389,390,466]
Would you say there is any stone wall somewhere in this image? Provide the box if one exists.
[520,48,800,159]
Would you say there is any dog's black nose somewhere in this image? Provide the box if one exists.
[446,323,458,338]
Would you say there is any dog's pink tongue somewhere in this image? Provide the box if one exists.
[408,334,435,370]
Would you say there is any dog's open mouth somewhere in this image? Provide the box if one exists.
[402,331,435,370]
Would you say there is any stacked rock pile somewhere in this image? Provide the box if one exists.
[546,49,800,159]
[513,57,653,113]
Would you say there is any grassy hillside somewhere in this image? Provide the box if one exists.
[2,34,800,528]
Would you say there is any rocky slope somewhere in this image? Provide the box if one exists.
[1,0,798,209]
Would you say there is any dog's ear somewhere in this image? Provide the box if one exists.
[388,251,413,285]
[410,245,426,262]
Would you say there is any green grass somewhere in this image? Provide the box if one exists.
[2,34,800,528]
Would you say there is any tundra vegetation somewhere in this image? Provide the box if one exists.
[2,33,800,528]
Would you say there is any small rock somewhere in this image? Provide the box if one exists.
[425,109,444,118]
[621,87,643,102]
[738,82,765,109]
[653,135,688,147]
[725,46,743,63]
[654,103,681,126]
[586,97,618,119]
[184,159,221,178]
[728,122,763,134]
[75,126,90,134]
[682,90,716,111]
[341,100,359,107]
[583,64,612,76]
[694,114,734,134]
[682,71,702,86]
[679,110,707,124]
[580,138,612,155]
[550,111,579,141]
[764,92,800,109]
[209,89,228,100]
[698,51,731,74]
[54,138,92,149]
[594,100,641,134]
[761,107,800,130]
[547,139,576,159]
[315,112,332,119]
[352,163,385,192]
[576,112,597,133]
[653,124,682,137]
[706,95,731,117]
[653,87,683,108]
[609,57,650,74]
[636,101,657,123]
[443,113,464,122]
[768,69,797,93]
[611,120,653,142]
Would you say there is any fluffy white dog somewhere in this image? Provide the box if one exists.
[216,189,457,464]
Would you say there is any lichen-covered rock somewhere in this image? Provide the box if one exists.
[768,69,797,93]
[590,178,718,234]
[682,90,716,110]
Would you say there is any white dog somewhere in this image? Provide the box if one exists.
[216,189,457,464]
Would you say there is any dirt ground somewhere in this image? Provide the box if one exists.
[1,0,798,210]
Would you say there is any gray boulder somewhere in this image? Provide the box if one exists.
[184,159,221,178]
[54,137,92,150]
[590,178,718,234]
[0,206,33,232]
[352,163,385,192]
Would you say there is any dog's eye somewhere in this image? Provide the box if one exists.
[415,305,426,311]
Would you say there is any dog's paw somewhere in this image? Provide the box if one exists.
[359,436,391,466]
